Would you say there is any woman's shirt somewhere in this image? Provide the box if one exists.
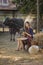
[25,28,33,38]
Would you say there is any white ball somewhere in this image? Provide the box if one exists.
[29,45,39,54]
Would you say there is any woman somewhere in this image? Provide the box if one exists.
[16,22,33,51]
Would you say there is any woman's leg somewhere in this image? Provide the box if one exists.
[20,40,24,50]
[16,39,20,50]
[26,39,32,51]
[16,39,24,51]
[22,40,26,50]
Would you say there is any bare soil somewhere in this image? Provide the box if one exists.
[0,32,43,65]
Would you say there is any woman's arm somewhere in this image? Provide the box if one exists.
[24,32,32,37]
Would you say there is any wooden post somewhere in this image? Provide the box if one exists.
[12,10,15,18]
[3,26,4,32]
[37,0,39,33]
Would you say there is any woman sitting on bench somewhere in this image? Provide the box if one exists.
[16,22,33,51]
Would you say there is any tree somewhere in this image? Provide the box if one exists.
[12,0,43,15]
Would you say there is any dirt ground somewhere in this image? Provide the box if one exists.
[0,32,43,65]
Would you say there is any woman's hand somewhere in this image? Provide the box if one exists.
[24,32,32,37]
[22,32,32,37]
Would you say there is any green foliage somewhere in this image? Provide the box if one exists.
[12,0,20,3]
[12,0,43,14]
